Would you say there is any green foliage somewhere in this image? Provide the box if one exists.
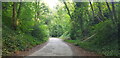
[2,1,119,56]
[2,2,49,56]
[2,26,47,55]
[32,24,49,41]
[91,20,118,46]
[49,24,63,37]
[89,20,118,56]
[64,40,76,43]
[65,20,119,56]
[64,2,119,56]
[60,31,70,40]
[48,7,71,37]
[2,2,13,28]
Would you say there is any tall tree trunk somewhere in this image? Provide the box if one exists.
[12,2,17,30]
[63,2,72,19]
[112,2,117,24]
[89,1,94,21]
[106,2,115,24]
[106,2,112,14]
[97,2,104,21]
[16,2,22,27]
[17,2,22,18]
[75,2,83,35]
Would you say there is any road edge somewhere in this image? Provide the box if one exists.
[64,41,102,56]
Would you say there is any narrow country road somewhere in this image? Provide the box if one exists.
[24,37,100,58]
[29,38,73,56]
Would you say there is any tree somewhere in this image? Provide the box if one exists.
[112,2,117,24]
[12,2,17,30]
[63,2,72,19]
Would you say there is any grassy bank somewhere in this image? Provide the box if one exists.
[2,26,48,56]
[64,39,118,56]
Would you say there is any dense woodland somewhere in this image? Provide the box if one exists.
[2,1,119,56]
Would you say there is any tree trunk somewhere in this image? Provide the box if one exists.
[106,2,115,24]
[89,1,94,21]
[12,2,17,30]
[63,2,72,19]
[112,2,117,24]
[75,2,83,35]
[97,2,104,21]
[106,2,112,14]
[17,2,22,18]
[16,2,22,27]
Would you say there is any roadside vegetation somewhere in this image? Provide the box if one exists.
[62,2,119,56]
[2,2,49,55]
[2,1,119,56]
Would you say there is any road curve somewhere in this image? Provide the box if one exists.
[28,38,73,56]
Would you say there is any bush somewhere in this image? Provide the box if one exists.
[90,20,118,56]
[65,20,119,56]
[31,24,49,41]
[2,25,48,56]
[60,31,70,40]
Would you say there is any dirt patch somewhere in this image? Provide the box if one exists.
[65,42,102,56]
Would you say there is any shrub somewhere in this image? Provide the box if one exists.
[2,25,48,56]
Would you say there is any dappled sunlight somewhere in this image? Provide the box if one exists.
[42,0,59,10]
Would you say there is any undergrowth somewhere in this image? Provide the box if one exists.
[64,20,119,56]
[2,26,48,56]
